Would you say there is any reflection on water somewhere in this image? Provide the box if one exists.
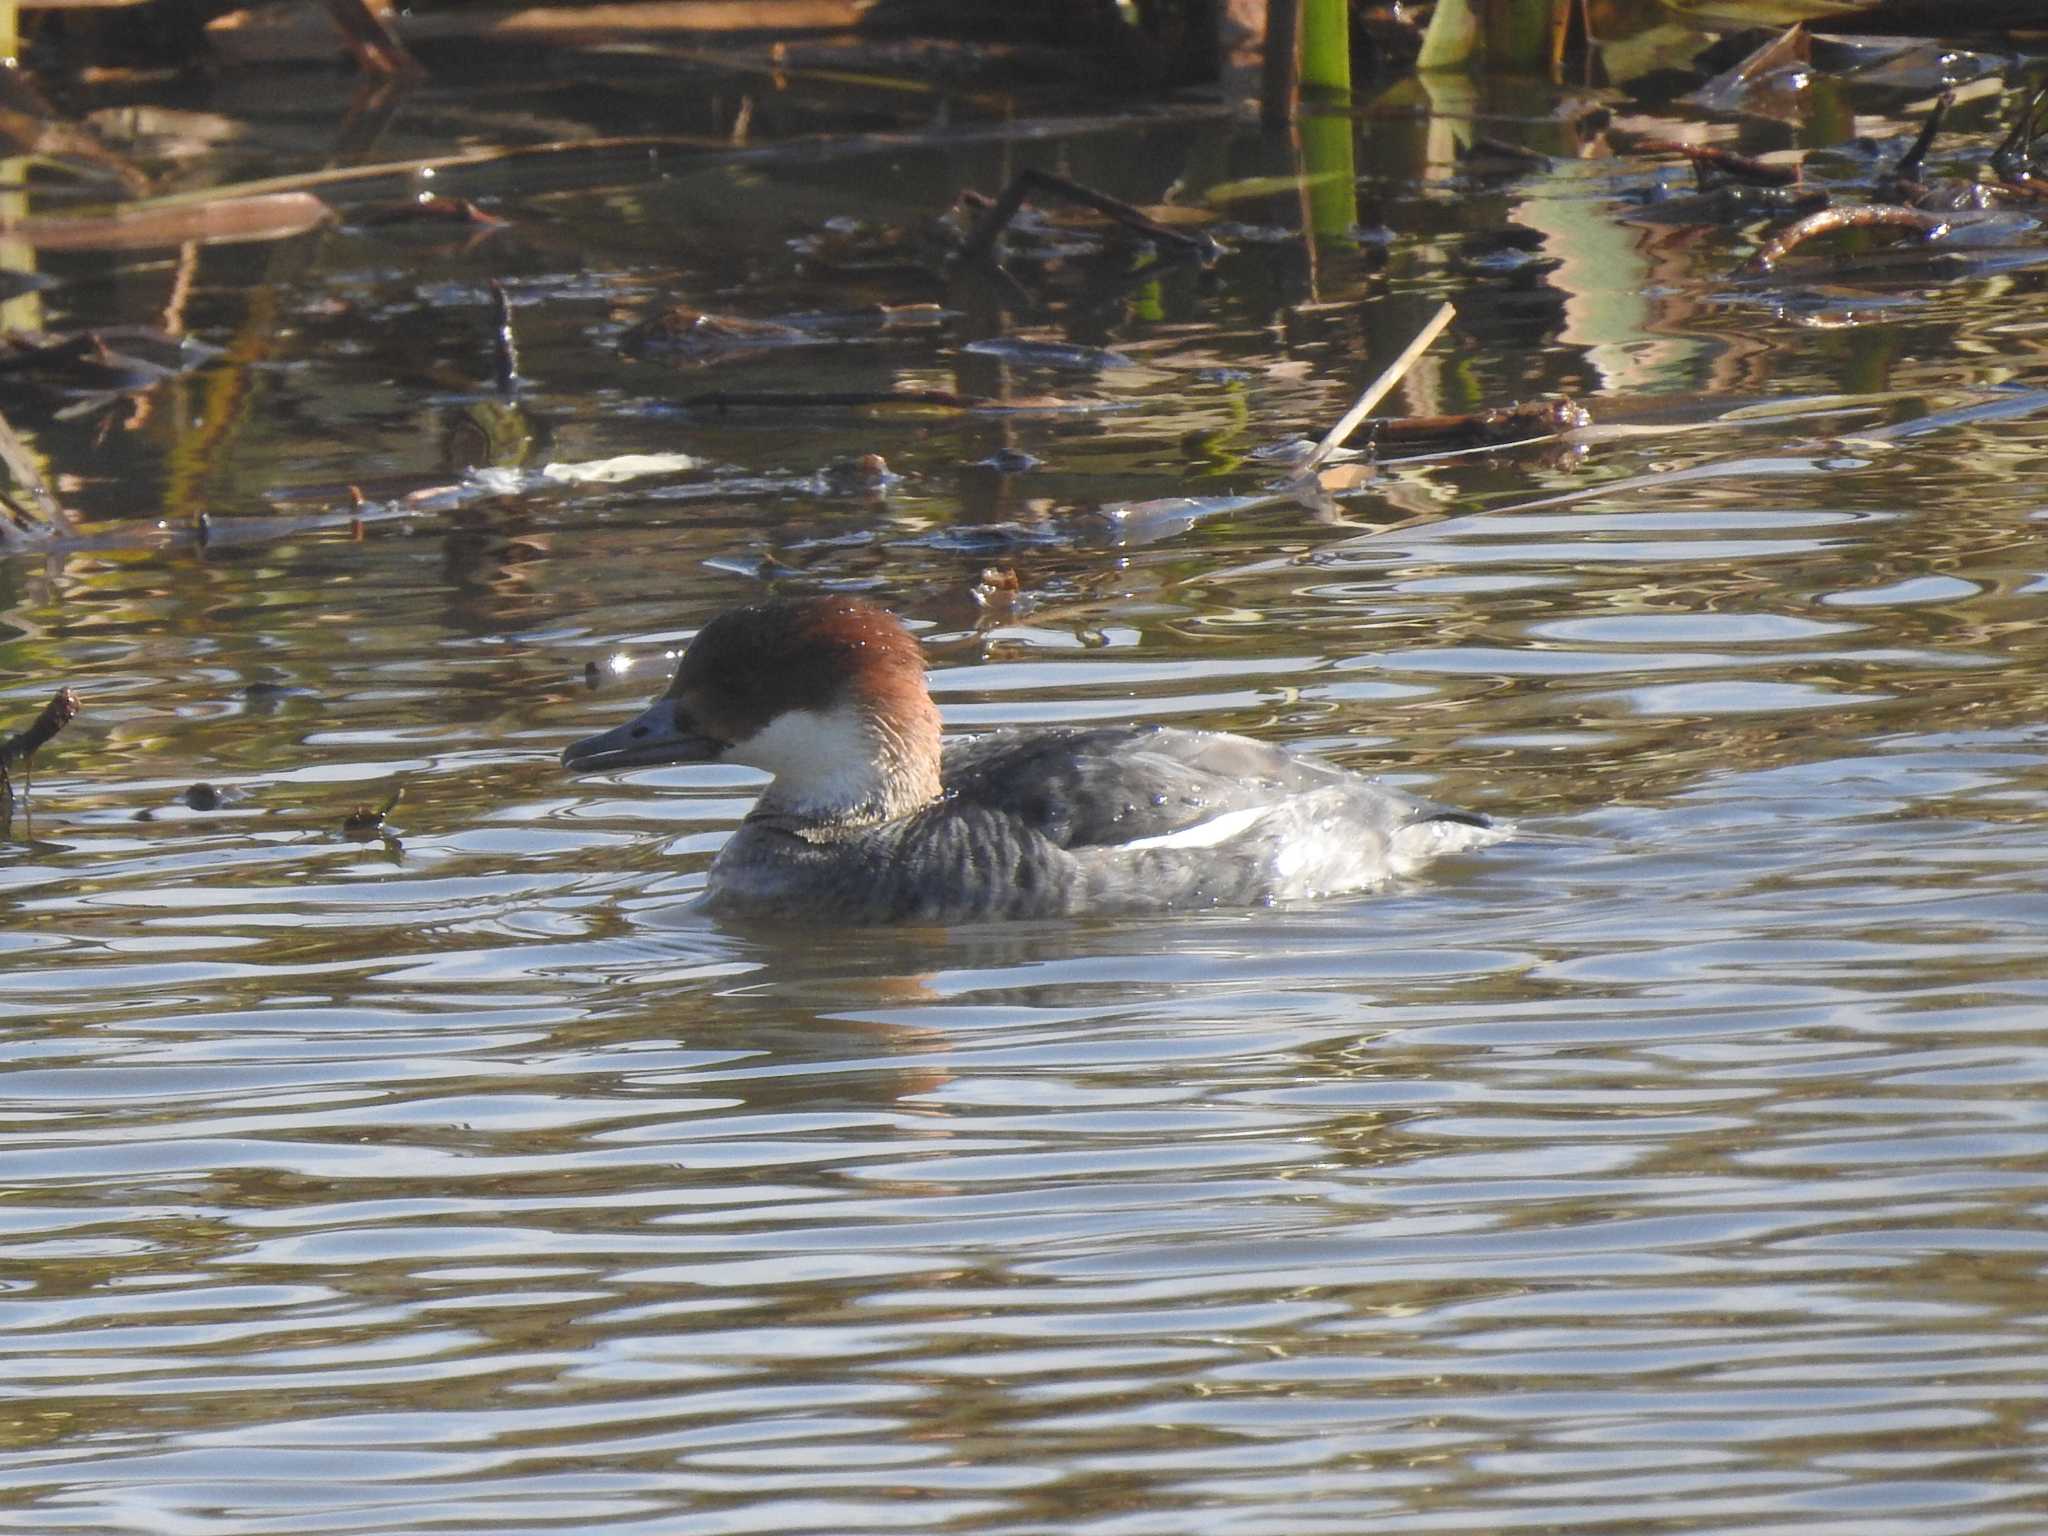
[4,40,2048,1536]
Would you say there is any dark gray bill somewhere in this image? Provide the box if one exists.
[562,700,722,772]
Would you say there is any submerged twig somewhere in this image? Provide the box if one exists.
[1297,302,1456,478]
[1743,205,1952,275]
[955,168,1219,267]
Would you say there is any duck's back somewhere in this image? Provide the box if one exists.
[939,724,1379,844]
[887,725,1494,920]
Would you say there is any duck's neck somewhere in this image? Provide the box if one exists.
[736,699,943,835]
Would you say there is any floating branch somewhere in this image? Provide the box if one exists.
[1743,205,1952,275]
[1370,398,1591,453]
[3,192,333,253]
[1635,138,1800,189]
[955,168,1219,268]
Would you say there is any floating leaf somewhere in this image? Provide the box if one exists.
[5,191,333,251]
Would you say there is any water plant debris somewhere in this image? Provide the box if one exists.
[955,168,1221,268]
[1743,205,1954,275]
[0,688,80,827]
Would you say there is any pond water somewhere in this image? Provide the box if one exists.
[4,32,2048,1536]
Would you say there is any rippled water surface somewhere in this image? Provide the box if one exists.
[4,32,2048,1536]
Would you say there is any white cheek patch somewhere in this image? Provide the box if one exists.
[1122,804,1275,852]
[729,706,888,815]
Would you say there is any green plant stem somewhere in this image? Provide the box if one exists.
[1300,0,1349,95]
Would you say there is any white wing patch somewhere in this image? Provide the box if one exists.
[1121,804,1277,852]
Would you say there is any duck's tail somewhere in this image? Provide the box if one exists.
[1387,807,1512,875]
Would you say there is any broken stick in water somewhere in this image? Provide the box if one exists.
[1295,301,1457,479]
[0,686,80,826]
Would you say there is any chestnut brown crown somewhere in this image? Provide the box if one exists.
[664,595,933,747]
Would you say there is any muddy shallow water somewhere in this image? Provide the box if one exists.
[3,35,2048,1536]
